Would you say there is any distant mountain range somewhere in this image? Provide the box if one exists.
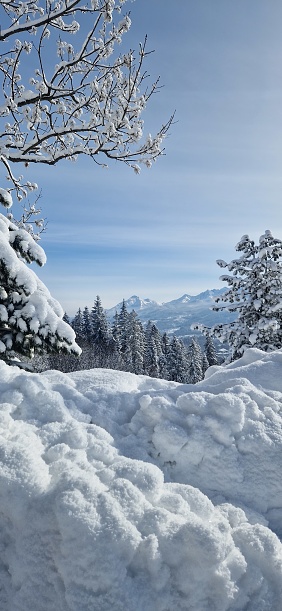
[106,289,235,339]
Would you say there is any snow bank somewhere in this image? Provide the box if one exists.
[0,349,282,609]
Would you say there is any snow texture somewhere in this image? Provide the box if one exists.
[1,349,282,609]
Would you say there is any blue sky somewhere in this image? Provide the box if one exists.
[25,0,282,314]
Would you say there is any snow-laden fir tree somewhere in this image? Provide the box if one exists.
[126,310,145,374]
[187,338,204,383]
[117,299,130,367]
[167,336,188,383]
[202,352,209,375]
[72,307,84,340]
[109,311,122,370]
[82,306,92,343]
[204,333,218,366]
[210,230,282,359]
[91,295,110,367]
[144,321,163,378]
[0,213,80,363]
[158,332,170,380]
[0,0,173,206]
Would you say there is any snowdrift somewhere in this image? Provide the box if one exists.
[0,349,282,610]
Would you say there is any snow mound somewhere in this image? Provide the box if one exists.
[0,350,282,609]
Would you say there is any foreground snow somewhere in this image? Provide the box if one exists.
[1,350,282,610]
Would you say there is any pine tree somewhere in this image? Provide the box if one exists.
[82,307,92,343]
[117,300,130,368]
[158,333,170,380]
[108,312,122,370]
[91,296,110,367]
[0,214,80,364]
[127,311,145,375]
[211,230,282,359]
[204,333,218,366]
[202,353,210,375]
[72,308,84,340]
[144,321,163,378]
[162,333,170,357]
[167,336,189,383]
[187,338,204,383]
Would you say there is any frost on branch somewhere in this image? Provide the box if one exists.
[0,213,81,362]
[7,196,47,242]
[198,230,282,361]
[0,0,173,200]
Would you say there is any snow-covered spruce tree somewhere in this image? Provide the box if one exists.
[109,311,122,370]
[204,332,218,366]
[158,332,170,380]
[91,295,111,367]
[166,336,189,383]
[71,307,84,339]
[0,0,173,205]
[210,230,282,359]
[117,299,129,367]
[202,352,209,375]
[187,338,204,383]
[144,321,163,378]
[82,306,92,343]
[0,213,80,362]
[126,310,145,374]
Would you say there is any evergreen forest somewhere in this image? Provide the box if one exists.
[40,296,219,383]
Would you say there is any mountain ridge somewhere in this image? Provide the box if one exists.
[106,288,234,337]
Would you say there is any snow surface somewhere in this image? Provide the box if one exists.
[1,349,282,610]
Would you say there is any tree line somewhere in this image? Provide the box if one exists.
[45,296,219,383]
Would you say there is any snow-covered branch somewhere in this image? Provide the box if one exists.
[0,0,173,202]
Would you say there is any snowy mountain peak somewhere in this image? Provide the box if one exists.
[126,295,159,309]
[167,294,192,305]
[191,289,223,301]
[106,288,232,337]
[181,294,192,303]
[107,295,159,317]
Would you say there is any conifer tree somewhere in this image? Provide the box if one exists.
[91,296,110,367]
[109,312,122,370]
[144,321,163,378]
[162,333,170,357]
[202,352,210,376]
[117,300,130,367]
[187,338,204,383]
[158,333,170,380]
[211,230,282,359]
[72,308,84,340]
[167,336,188,383]
[82,307,92,343]
[0,214,80,364]
[204,333,218,366]
[127,311,145,374]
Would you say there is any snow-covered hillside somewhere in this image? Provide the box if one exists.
[1,349,282,610]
